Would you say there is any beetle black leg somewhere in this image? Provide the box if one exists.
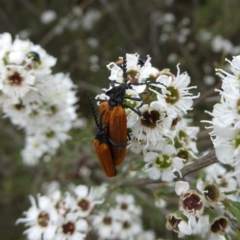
[124,96,142,101]
[127,128,131,140]
[123,103,142,116]
[107,137,128,150]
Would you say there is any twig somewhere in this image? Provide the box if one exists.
[77,80,102,94]
[118,150,218,187]
[181,150,218,177]
[18,0,41,16]
[39,0,94,47]
[193,81,222,107]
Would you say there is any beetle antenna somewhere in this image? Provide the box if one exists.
[122,50,128,83]
[87,93,100,128]
[117,47,128,83]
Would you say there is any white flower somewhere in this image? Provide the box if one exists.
[180,190,205,218]
[56,213,88,240]
[204,163,238,199]
[118,219,142,239]
[154,198,167,209]
[28,45,57,74]
[16,195,58,240]
[196,179,222,205]
[8,51,25,64]
[112,194,142,219]
[190,215,210,238]
[150,64,199,118]
[166,213,192,238]
[0,65,35,102]
[74,185,103,217]
[0,32,12,58]
[40,10,57,24]
[92,211,121,239]
[136,230,156,240]
[82,9,101,30]
[175,181,190,196]
[144,144,184,181]
[173,118,199,153]
[129,101,172,148]
[212,136,240,166]
[107,53,152,86]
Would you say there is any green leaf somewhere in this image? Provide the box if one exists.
[231,201,240,210]
[226,203,240,226]
[223,190,238,195]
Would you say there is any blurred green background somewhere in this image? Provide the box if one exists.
[1,0,240,239]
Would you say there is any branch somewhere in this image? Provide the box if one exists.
[118,150,219,187]
[180,150,218,177]
[193,81,221,107]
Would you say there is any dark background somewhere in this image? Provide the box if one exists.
[0,0,239,239]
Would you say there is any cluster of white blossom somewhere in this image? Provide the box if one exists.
[204,56,240,169]
[16,185,103,240]
[166,179,239,239]
[92,193,155,240]
[17,185,156,240]
[0,32,81,165]
[97,52,200,181]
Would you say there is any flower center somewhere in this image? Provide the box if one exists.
[103,216,112,225]
[38,211,49,227]
[177,150,189,163]
[171,117,179,128]
[14,103,24,110]
[62,221,75,235]
[155,154,172,169]
[50,105,58,115]
[236,98,240,114]
[204,184,220,202]
[235,132,240,148]
[217,175,228,188]
[123,221,131,229]
[178,130,188,144]
[166,86,179,104]
[141,110,160,128]
[78,198,90,211]
[127,70,139,83]
[168,215,181,232]
[182,192,203,214]
[8,72,23,86]
[121,203,128,210]
[46,131,55,138]
[55,199,67,215]
[210,217,227,234]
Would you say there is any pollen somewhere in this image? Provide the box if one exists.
[8,71,23,86]
[141,110,160,128]
[62,221,75,235]
[165,86,179,104]
[121,203,128,210]
[210,217,227,234]
[122,221,131,229]
[78,198,90,211]
[204,184,220,202]
[37,211,50,227]
[103,216,112,225]
[182,191,204,215]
